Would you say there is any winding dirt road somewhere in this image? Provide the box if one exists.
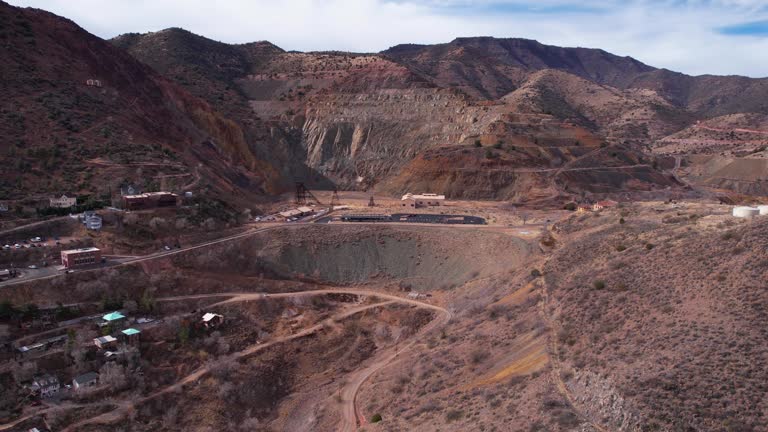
[43,288,450,432]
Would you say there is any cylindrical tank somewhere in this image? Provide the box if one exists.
[758,205,768,216]
[733,206,760,218]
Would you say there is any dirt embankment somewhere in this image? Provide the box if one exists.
[176,225,530,291]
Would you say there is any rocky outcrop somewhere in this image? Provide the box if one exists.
[566,371,644,431]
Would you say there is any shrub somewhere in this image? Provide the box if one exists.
[616,244,626,252]
[469,349,490,364]
[493,141,503,149]
[563,202,576,211]
[445,409,464,422]
[619,217,625,224]
[593,280,606,290]
[485,148,496,159]
[531,269,542,277]
[645,243,655,250]
[474,140,482,147]
[371,413,382,423]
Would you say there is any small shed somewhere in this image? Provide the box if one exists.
[202,313,224,328]
[93,335,117,350]
[72,372,99,390]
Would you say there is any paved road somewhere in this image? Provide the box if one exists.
[0,225,283,287]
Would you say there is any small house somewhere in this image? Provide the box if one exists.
[49,194,76,209]
[93,335,117,350]
[121,328,141,345]
[576,205,592,213]
[592,200,618,211]
[31,374,60,398]
[202,313,224,328]
[101,311,126,328]
[72,372,98,390]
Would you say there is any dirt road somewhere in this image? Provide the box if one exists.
[53,288,449,431]
[339,302,451,432]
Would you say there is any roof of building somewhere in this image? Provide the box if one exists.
[73,372,99,385]
[595,200,618,206]
[61,247,100,256]
[94,335,117,344]
[402,193,446,201]
[103,311,125,321]
[296,206,314,213]
[121,328,140,336]
[123,192,178,199]
[279,209,303,218]
[33,374,59,386]
[202,312,223,322]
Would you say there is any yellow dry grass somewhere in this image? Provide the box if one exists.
[492,281,536,307]
[471,331,549,387]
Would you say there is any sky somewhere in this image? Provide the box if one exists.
[8,0,768,77]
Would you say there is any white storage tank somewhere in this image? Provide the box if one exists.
[758,205,768,216]
[733,206,760,218]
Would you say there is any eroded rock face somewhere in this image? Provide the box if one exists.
[566,371,644,431]
[298,89,481,188]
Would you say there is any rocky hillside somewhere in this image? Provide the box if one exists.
[0,1,291,206]
[8,0,763,204]
[546,205,768,430]
[113,31,693,200]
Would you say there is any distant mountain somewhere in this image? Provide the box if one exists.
[7,0,760,203]
[110,29,768,198]
[383,37,768,117]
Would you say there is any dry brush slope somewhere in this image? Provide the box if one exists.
[544,207,768,431]
[0,2,283,203]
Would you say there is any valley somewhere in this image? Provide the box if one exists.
[0,1,767,431]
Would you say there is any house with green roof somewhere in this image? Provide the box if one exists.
[121,328,141,346]
[103,311,125,322]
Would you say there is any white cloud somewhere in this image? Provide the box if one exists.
[7,0,768,77]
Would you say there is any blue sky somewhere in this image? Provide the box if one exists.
[8,0,768,77]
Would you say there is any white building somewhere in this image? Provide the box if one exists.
[733,206,760,218]
[72,372,99,390]
[85,214,102,230]
[401,193,445,208]
[49,194,76,209]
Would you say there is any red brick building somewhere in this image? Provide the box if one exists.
[61,247,101,269]
[123,192,178,211]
